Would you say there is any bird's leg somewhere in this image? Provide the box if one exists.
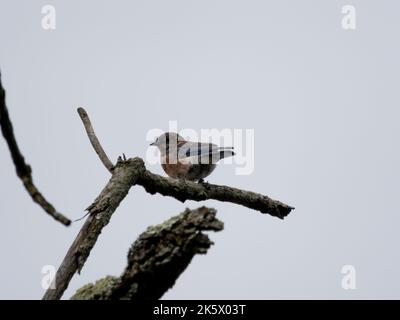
[198,178,211,190]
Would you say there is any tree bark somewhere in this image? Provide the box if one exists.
[42,157,145,300]
[71,206,223,300]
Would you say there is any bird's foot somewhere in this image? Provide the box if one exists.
[117,153,127,162]
[198,179,211,189]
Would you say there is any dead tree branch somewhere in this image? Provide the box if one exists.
[138,170,292,218]
[42,108,294,300]
[76,107,293,219]
[0,71,71,226]
[77,107,114,173]
[71,206,223,300]
[42,157,145,300]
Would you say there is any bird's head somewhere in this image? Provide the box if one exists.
[150,132,186,153]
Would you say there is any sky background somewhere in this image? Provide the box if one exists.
[1,0,399,299]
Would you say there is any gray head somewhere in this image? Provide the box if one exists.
[150,132,186,155]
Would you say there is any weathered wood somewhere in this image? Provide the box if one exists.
[71,207,223,300]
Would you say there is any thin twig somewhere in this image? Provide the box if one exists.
[77,107,114,173]
[0,71,71,226]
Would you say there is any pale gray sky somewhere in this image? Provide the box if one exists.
[1,0,399,299]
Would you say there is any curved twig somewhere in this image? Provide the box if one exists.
[0,71,71,226]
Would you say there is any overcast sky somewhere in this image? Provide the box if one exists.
[1,0,400,299]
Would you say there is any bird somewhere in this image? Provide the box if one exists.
[150,132,235,182]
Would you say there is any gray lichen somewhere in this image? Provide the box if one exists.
[71,276,118,300]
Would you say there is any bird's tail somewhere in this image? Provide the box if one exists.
[219,147,235,160]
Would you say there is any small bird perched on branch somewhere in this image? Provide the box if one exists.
[150,132,235,182]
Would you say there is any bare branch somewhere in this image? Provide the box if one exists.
[42,109,293,300]
[76,108,293,218]
[138,170,293,219]
[0,71,71,226]
[42,157,293,300]
[77,107,114,173]
[42,157,144,300]
[71,206,223,300]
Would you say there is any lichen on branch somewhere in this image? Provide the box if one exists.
[71,206,223,300]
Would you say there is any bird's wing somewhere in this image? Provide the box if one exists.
[178,142,234,164]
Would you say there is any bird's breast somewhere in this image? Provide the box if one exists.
[161,155,191,179]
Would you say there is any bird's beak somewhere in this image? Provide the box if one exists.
[150,142,155,146]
